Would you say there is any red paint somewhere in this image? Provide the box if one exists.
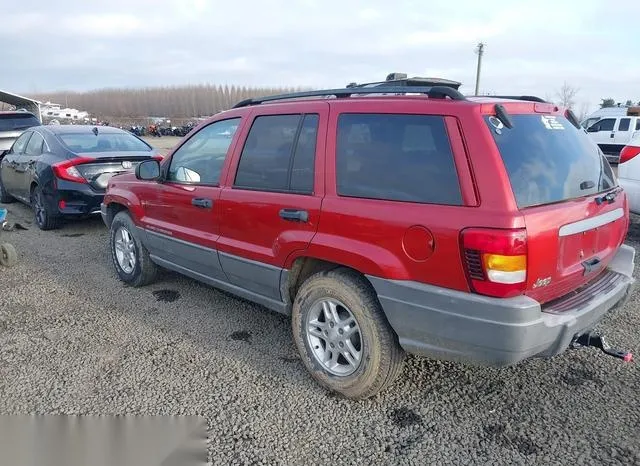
[103,95,630,304]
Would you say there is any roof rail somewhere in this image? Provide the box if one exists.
[484,95,548,103]
[232,86,466,108]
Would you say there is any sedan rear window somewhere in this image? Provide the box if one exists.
[58,132,152,153]
[485,114,616,208]
[0,113,40,131]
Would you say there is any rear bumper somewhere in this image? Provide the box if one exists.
[47,179,105,217]
[368,244,636,367]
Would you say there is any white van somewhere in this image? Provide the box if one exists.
[584,106,640,164]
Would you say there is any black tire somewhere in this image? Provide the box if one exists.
[31,185,60,230]
[0,242,18,267]
[110,210,158,287]
[0,173,14,203]
[292,268,405,400]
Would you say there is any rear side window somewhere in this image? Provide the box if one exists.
[336,114,462,205]
[0,113,40,131]
[485,114,616,209]
[234,114,319,193]
[24,132,44,156]
[618,118,630,131]
[636,119,640,131]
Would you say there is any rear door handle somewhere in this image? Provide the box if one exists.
[279,208,309,222]
[191,198,213,209]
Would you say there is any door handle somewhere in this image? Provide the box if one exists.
[279,208,309,222]
[610,133,615,138]
[191,198,213,208]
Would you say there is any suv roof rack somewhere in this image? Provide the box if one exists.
[482,95,548,103]
[232,85,466,109]
[346,74,462,90]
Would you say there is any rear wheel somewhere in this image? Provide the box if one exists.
[292,268,405,400]
[0,243,17,267]
[0,173,14,203]
[31,185,60,230]
[110,211,158,287]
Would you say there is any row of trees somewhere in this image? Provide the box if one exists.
[599,98,640,109]
[28,84,305,119]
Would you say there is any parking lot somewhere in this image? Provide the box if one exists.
[0,190,638,464]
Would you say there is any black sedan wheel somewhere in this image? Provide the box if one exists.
[31,185,60,230]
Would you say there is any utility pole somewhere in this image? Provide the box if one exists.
[474,42,485,96]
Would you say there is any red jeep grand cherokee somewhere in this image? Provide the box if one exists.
[101,75,635,399]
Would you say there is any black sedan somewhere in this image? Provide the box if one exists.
[0,125,162,230]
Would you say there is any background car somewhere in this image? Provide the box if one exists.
[0,125,161,230]
[618,133,640,214]
[585,106,640,164]
[0,110,41,156]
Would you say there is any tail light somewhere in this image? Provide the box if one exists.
[461,228,527,298]
[619,145,640,164]
[52,157,93,184]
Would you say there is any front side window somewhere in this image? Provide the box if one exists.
[234,114,319,193]
[167,118,240,185]
[595,118,615,132]
[336,113,462,205]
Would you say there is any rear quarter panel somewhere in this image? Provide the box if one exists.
[298,100,523,291]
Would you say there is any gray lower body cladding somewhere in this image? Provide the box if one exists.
[368,244,636,366]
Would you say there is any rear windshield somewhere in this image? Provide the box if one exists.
[58,132,152,153]
[485,114,616,208]
[0,113,40,131]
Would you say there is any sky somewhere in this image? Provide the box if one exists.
[1,0,638,113]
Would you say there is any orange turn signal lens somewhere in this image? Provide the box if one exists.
[482,254,526,272]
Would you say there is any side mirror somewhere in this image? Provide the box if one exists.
[136,159,161,180]
[587,125,599,133]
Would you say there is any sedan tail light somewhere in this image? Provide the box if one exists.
[619,145,640,164]
[52,157,94,184]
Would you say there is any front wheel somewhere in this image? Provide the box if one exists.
[292,268,405,400]
[110,211,158,287]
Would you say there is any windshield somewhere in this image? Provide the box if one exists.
[0,113,40,131]
[58,132,152,153]
[485,114,616,209]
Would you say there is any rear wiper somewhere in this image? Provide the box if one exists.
[595,188,621,205]
[494,104,514,129]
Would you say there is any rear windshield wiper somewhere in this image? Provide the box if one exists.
[595,188,621,205]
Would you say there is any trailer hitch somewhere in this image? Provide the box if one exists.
[570,332,633,362]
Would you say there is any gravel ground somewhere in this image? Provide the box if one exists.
[1,202,639,465]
